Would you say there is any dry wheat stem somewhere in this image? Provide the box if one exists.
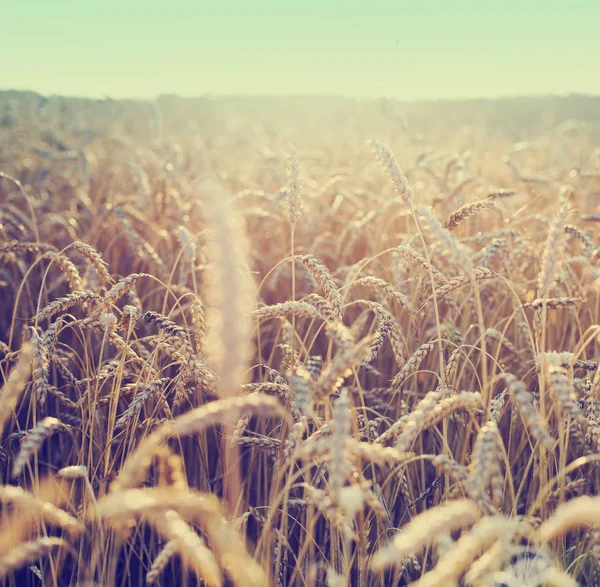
[371,499,480,570]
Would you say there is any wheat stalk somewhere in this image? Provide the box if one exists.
[12,416,62,477]
[371,499,480,570]
[444,197,496,231]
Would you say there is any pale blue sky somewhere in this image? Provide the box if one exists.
[2,0,599,99]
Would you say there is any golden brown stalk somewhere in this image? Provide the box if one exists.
[113,394,286,491]
[115,208,167,273]
[372,139,414,209]
[330,388,351,502]
[175,225,197,287]
[302,486,355,539]
[314,335,374,402]
[464,539,513,585]
[252,301,325,322]
[70,241,114,284]
[34,290,102,322]
[151,511,222,587]
[0,486,82,534]
[114,378,171,431]
[432,454,495,514]
[0,342,32,434]
[301,293,337,323]
[12,416,62,477]
[488,189,517,199]
[523,297,583,310]
[537,192,570,297]
[543,359,586,427]
[536,495,600,542]
[297,255,343,322]
[377,389,443,445]
[146,539,178,585]
[40,251,83,290]
[490,389,508,423]
[485,328,518,356]
[140,311,187,340]
[394,246,447,284]
[231,415,250,447]
[349,276,416,314]
[365,315,394,363]
[348,440,411,465]
[57,465,88,479]
[348,299,406,364]
[502,373,554,451]
[286,142,303,225]
[471,421,504,507]
[289,367,313,417]
[98,487,222,524]
[412,517,522,587]
[425,267,497,305]
[0,537,65,580]
[98,488,266,586]
[418,204,473,270]
[199,180,255,397]
[190,296,207,356]
[391,341,436,388]
[102,273,150,308]
[282,419,306,462]
[27,326,50,404]
[387,321,407,368]
[233,434,281,451]
[0,241,56,257]
[371,500,480,570]
[481,235,512,268]
[444,197,496,231]
[565,223,599,259]
[155,447,187,490]
[141,311,197,370]
[592,361,600,405]
[41,319,61,354]
[444,346,462,382]
[118,304,139,332]
[393,392,483,452]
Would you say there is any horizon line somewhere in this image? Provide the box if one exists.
[2,88,600,105]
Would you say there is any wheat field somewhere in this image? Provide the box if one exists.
[0,93,599,586]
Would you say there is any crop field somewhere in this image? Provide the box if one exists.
[0,92,600,586]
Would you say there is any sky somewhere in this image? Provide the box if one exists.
[2,0,599,101]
